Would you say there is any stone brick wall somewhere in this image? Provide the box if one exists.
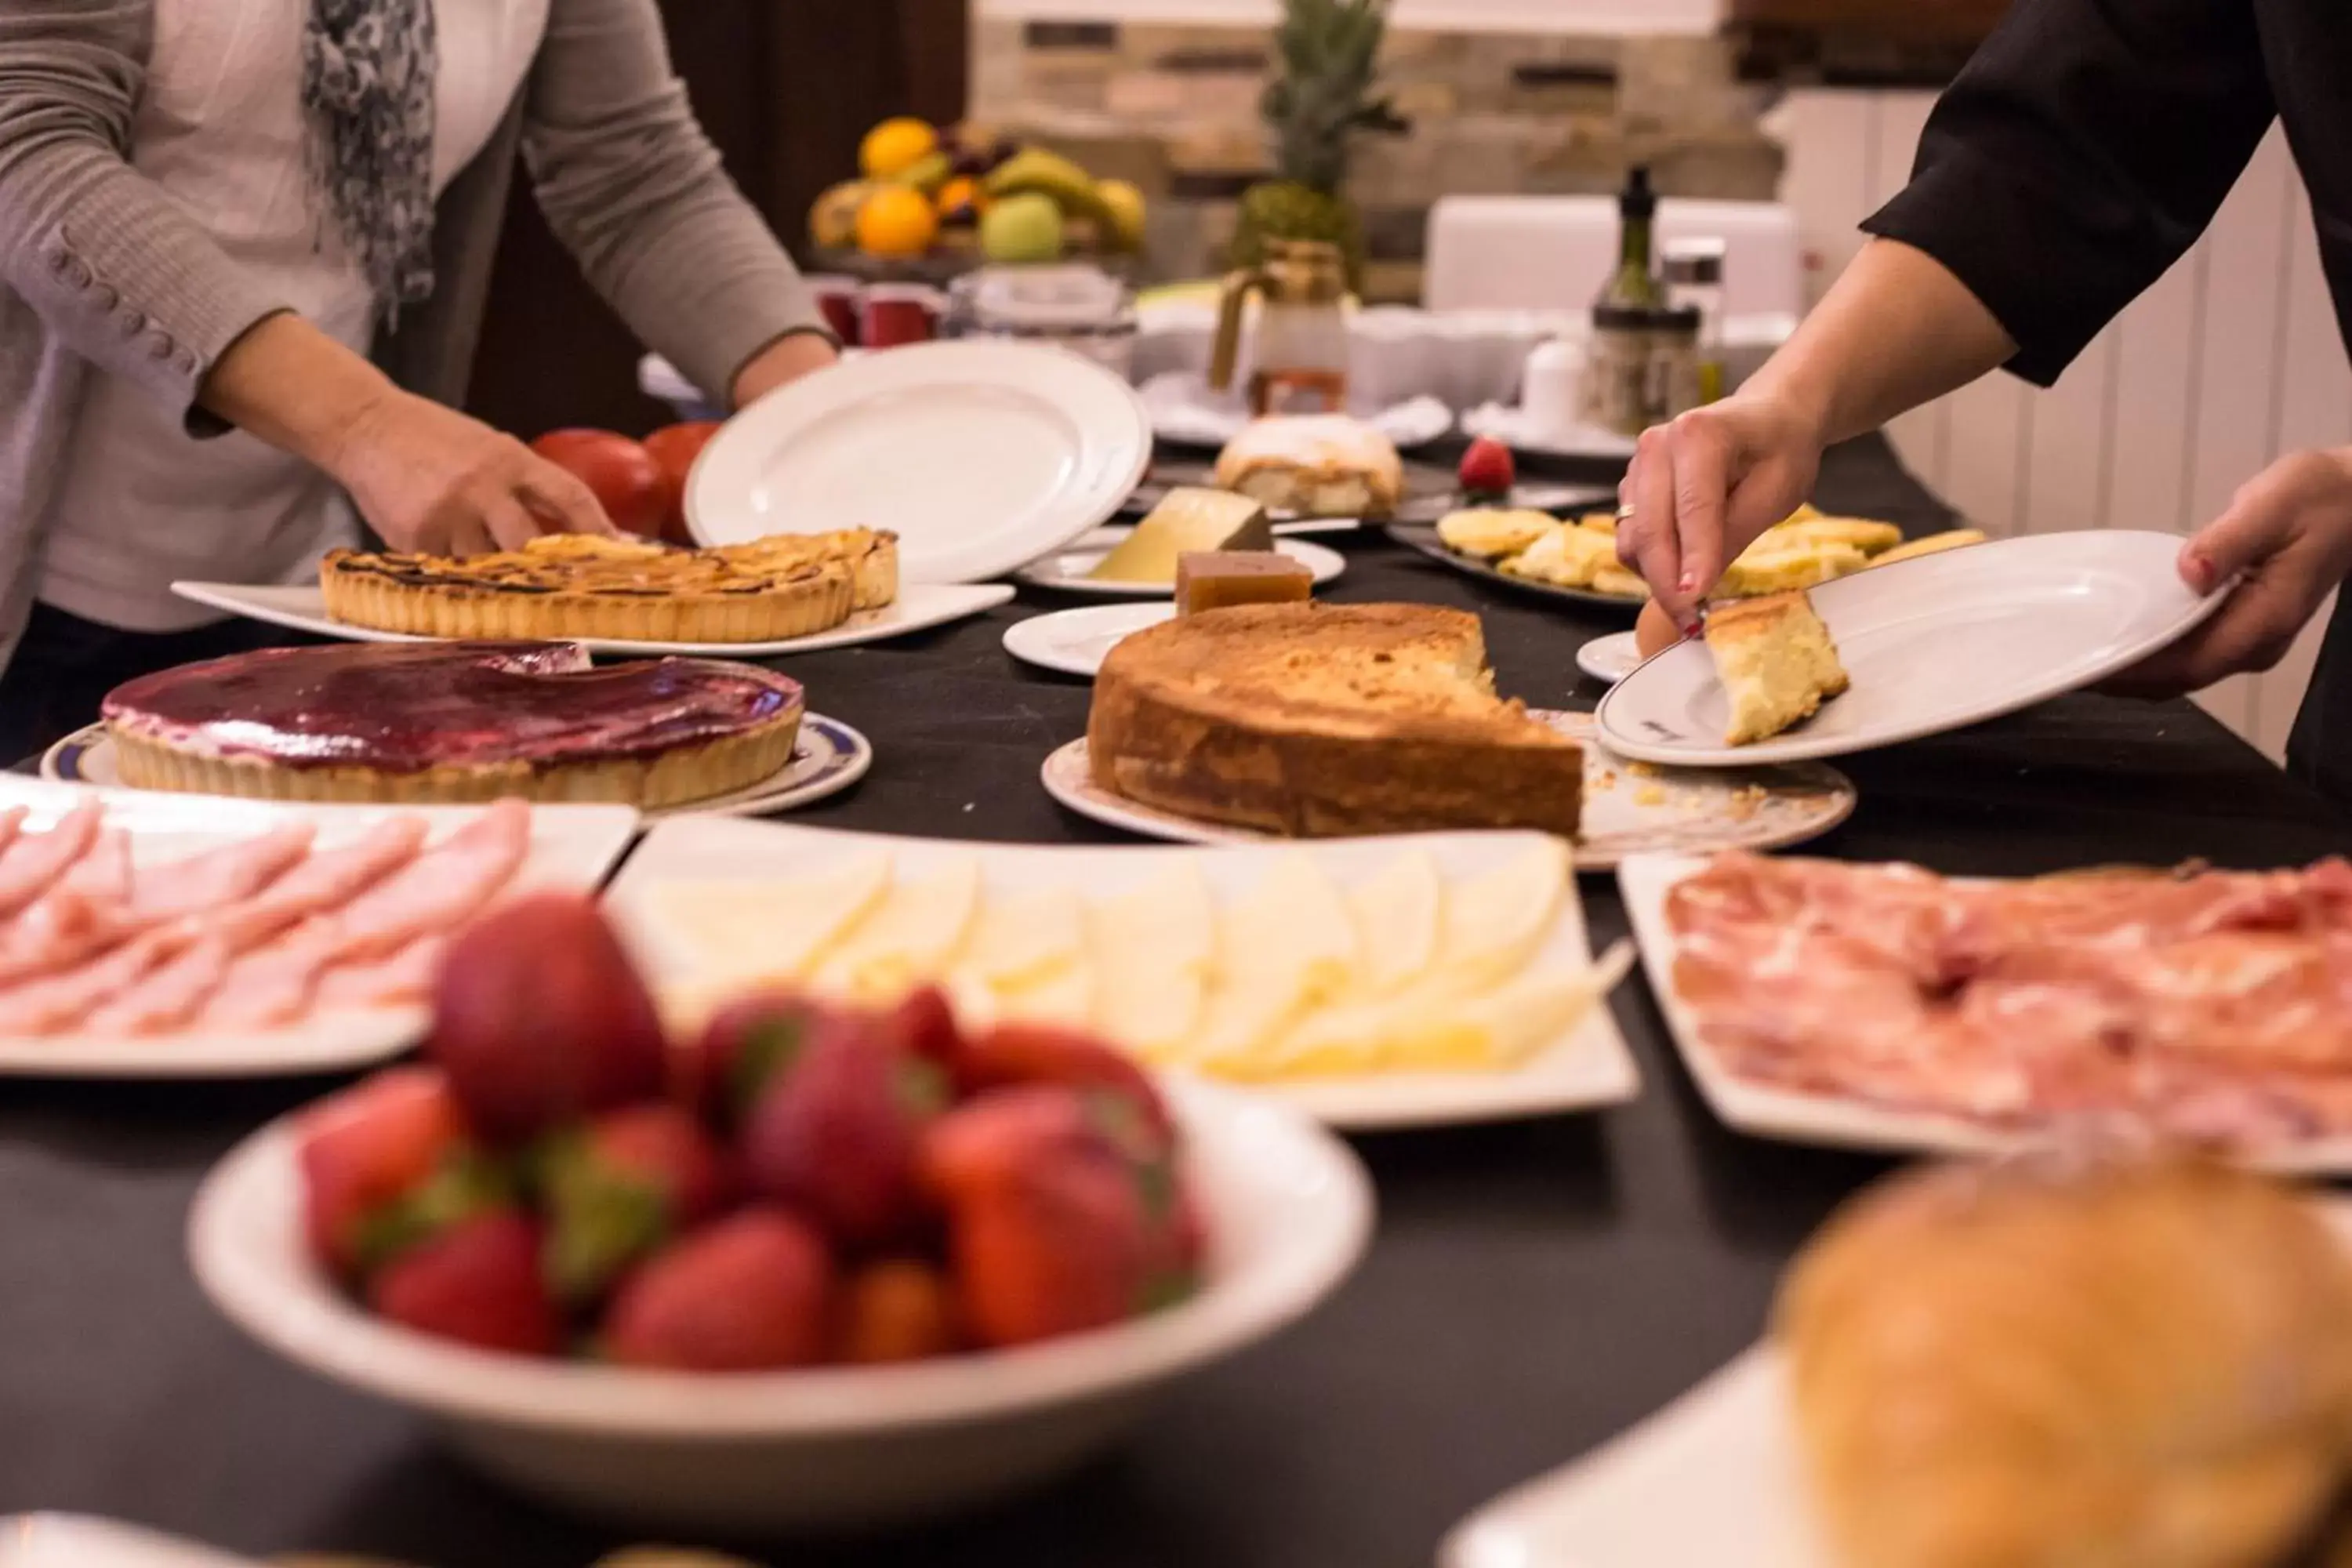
[971,18,1785,299]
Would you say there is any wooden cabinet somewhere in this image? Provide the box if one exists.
[465,0,967,438]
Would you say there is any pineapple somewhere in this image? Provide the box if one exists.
[1231,0,1406,291]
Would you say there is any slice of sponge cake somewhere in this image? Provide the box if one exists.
[1705,590,1849,746]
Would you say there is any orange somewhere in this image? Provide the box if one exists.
[860,118,938,181]
[856,186,940,257]
[935,176,988,221]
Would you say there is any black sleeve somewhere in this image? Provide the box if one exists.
[1863,0,2276,387]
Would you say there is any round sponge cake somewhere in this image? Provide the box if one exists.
[1087,602,1583,837]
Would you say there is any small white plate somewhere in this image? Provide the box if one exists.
[1597,531,2226,767]
[686,342,1152,585]
[44,714,873,822]
[1577,630,1642,684]
[1138,373,1456,450]
[1614,852,2352,1175]
[1017,528,1346,597]
[608,818,1640,1130]
[0,778,637,1079]
[1004,602,1175,678]
[0,1515,263,1568]
[171,579,1015,659]
[1461,403,1640,462]
[1046,712,1854,871]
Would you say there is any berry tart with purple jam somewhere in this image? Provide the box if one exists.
[101,643,804,808]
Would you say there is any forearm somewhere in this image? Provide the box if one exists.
[1747,239,2018,445]
[197,312,396,473]
[729,329,837,409]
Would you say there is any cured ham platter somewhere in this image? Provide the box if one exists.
[0,778,637,1077]
[1620,850,2352,1172]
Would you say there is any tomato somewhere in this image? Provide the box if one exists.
[529,430,667,539]
[643,422,723,546]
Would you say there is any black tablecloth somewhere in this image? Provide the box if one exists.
[2,438,2343,1568]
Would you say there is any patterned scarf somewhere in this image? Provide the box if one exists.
[302,0,439,325]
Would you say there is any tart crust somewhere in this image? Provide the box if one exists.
[109,710,803,810]
[319,531,898,644]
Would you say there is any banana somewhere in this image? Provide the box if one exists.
[984,147,1112,228]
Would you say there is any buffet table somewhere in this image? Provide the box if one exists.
[1,436,2343,1568]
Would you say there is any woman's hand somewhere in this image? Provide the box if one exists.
[325,391,614,555]
[2107,448,2352,696]
[1616,392,1829,630]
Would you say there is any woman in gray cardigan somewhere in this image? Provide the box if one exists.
[0,0,838,760]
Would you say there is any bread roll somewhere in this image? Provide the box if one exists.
[1779,1155,2352,1568]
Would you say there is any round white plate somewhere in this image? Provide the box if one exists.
[1461,403,1639,462]
[1577,630,1642,684]
[1018,528,1346,596]
[1004,602,1175,678]
[1138,373,1455,450]
[685,342,1152,585]
[1597,530,2226,768]
[1043,711,1853,868]
[44,714,873,822]
[169,580,1015,659]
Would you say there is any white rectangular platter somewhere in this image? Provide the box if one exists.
[607,818,1639,1131]
[172,579,1015,658]
[0,777,638,1078]
[1617,851,2352,1175]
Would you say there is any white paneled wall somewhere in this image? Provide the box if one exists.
[1776,90,2352,762]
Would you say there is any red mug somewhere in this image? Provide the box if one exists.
[807,274,862,347]
[862,285,941,350]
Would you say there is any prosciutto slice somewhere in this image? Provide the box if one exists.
[0,804,102,918]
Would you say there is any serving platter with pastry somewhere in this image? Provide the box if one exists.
[1444,1151,2352,1568]
[1043,601,1856,868]
[0,777,635,1077]
[1599,528,2227,766]
[604,815,1638,1130]
[1620,848,2352,1172]
[42,642,873,821]
[1393,503,1969,613]
[176,528,1017,659]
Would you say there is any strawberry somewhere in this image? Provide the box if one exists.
[739,1013,950,1247]
[367,1208,561,1356]
[539,1103,733,1305]
[920,1085,1189,1348]
[952,1022,1171,1141]
[892,985,964,1071]
[297,1065,471,1279]
[1457,435,1515,502]
[427,895,669,1145]
[833,1258,959,1364]
[681,991,833,1128]
[602,1209,834,1371]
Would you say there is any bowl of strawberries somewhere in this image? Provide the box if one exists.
[187,895,1371,1533]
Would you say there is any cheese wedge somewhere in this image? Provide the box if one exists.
[1090,862,1216,1059]
[1191,853,1360,1069]
[808,857,982,1004]
[1091,488,1273,584]
[1425,837,1572,998]
[637,853,892,990]
[1348,850,1443,999]
[943,886,1091,1028]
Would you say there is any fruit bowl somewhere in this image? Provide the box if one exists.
[187,1078,1373,1533]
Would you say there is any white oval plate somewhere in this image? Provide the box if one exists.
[686,343,1152,585]
[1017,528,1346,597]
[44,714,873,822]
[1598,530,2225,768]
[1044,711,1853,869]
[170,579,1015,659]
[1577,630,1642,684]
[1004,602,1176,678]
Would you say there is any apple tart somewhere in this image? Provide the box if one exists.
[319,530,898,644]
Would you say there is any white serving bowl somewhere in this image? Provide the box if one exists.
[188,1080,1374,1534]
